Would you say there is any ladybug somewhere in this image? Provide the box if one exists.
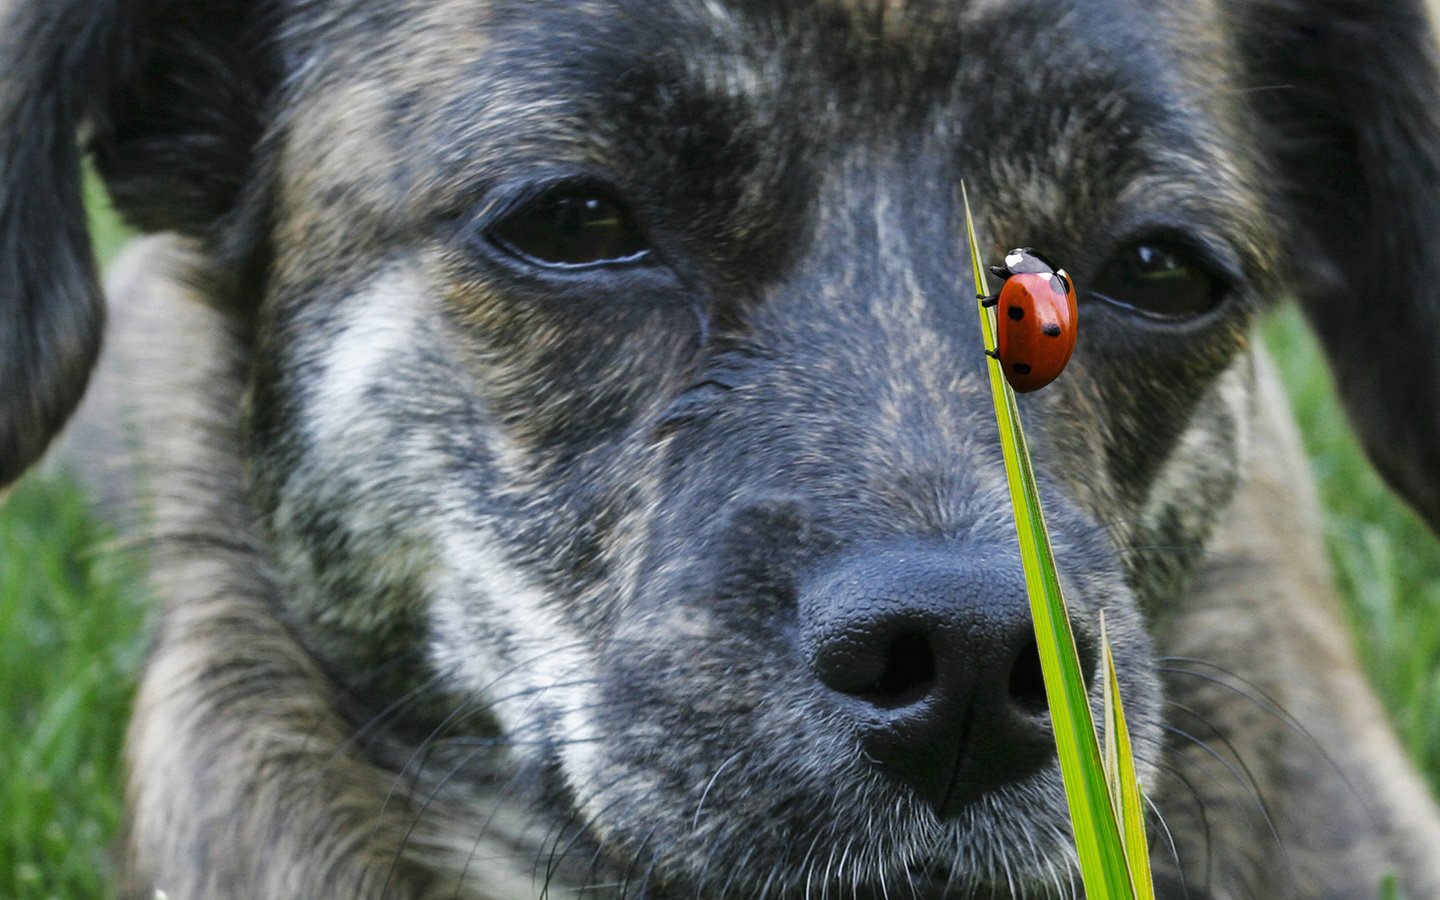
[979,248,1078,392]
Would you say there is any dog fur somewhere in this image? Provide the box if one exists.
[4,0,1440,897]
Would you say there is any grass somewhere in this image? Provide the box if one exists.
[0,476,146,899]
[1264,308,1440,780]
[0,199,1437,895]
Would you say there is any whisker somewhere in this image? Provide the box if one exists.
[1168,699,1278,832]
[1160,656,1381,826]
[1159,722,1296,894]
[614,822,662,900]
[381,739,494,898]
[1143,787,1189,899]
[1151,758,1214,895]
[539,772,630,896]
[714,844,761,899]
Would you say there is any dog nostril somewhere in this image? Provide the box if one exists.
[1007,638,1048,715]
[800,546,1064,815]
[857,631,936,709]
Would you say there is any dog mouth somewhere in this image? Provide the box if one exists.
[806,856,1076,900]
[541,748,1084,899]
[620,855,1075,900]
[859,868,1073,900]
[630,852,1078,900]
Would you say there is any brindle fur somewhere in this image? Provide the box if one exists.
[3,0,1440,897]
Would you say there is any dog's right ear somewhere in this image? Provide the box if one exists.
[0,0,277,487]
[1228,0,1440,535]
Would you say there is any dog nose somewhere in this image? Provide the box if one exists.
[800,544,1082,817]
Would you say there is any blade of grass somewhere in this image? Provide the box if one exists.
[961,182,1142,899]
[1102,614,1155,899]
[1380,872,1408,900]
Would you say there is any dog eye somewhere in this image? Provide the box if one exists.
[1090,241,1226,317]
[489,190,651,268]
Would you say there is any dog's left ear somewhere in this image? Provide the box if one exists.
[1229,0,1440,534]
[0,0,276,487]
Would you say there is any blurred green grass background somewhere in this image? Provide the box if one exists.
[1266,311,1440,772]
[1,198,1438,897]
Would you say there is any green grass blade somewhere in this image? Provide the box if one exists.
[1102,615,1121,833]
[962,182,1139,899]
[1102,614,1155,899]
[1380,872,1408,900]
[1,475,145,899]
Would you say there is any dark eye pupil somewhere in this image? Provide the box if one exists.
[1093,241,1224,317]
[554,196,614,233]
[491,191,650,268]
[1132,245,1193,280]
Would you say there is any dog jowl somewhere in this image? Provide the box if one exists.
[4,0,1440,897]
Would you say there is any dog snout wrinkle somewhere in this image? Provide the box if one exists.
[801,544,1058,818]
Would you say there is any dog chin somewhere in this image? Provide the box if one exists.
[581,775,1081,899]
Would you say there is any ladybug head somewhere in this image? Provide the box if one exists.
[1002,247,1059,277]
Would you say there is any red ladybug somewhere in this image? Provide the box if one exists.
[979,248,1078,392]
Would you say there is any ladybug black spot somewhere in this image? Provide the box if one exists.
[1042,323,1061,337]
[1008,306,1025,320]
[1012,362,1032,375]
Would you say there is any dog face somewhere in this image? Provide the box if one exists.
[247,2,1275,890]
[5,0,1440,896]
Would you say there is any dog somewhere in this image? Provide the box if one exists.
[4,0,1440,896]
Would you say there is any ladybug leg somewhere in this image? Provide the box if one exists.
[978,292,999,308]
[988,264,1012,280]
[985,348,1000,361]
